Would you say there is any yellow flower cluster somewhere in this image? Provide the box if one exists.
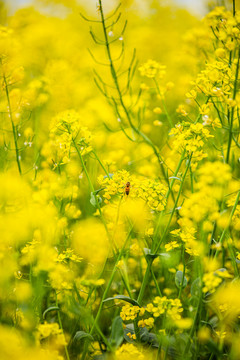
[99,170,167,211]
[179,161,233,235]
[196,161,232,199]
[180,192,219,231]
[202,272,222,294]
[194,61,233,98]
[115,343,146,360]
[120,304,145,321]
[138,317,155,328]
[231,205,240,231]
[72,218,110,275]
[0,325,63,360]
[168,227,204,256]
[203,269,232,294]
[165,240,180,252]
[146,296,183,321]
[169,122,213,161]
[213,281,240,322]
[55,248,82,264]
[138,59,166,78]
[50,110,81,138]
[120,296,184,329]
[46,109,92,166]
[37,322,66,347]
[48,263,74,290]
[120,296,184,332]
[205,7,240,50]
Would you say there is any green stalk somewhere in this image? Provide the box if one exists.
[228,241,239,277]
[183,294,202,356]
[151,268,162,297]
[214,191,240,259]
[3,73,22,175]
[226,47,240,164]
[183,258,203,356]
[178,245,186,299]
[72,138,95,194]
[56,293,70,360]
[137,153,190,308]
[92,149,111,179]
[190,164,194,193]
[153,78,173,127]
[95,323,113,351]
[81,227,133,360]
[133,318,141,342]
[152,151,186,252]
[72,137,116,252]
[137,258,154,306]
[154,154,192,254]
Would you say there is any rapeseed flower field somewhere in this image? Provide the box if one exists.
[1,0,240,359]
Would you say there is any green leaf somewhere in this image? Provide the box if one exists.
[73,331,94,343]
[208,315,219,329]
[144,248,170,262]
[110,316,124,348]
[190,277,201,297]
[90,192,102,207]
[175,270,187,289]
[92,188,105,195]
[104,173,114,179]
[206,339,221,356]
[123,324,135,344]
[169,176,181,181]
[43,306,59,320]
[148,332,159,348]
[139,327,149,343]
[214,267,227,276]
[103,295,140,307]
[123,324,159,347]
[144,249,158,262]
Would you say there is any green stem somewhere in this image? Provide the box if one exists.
[226,47,240,164]
[81,226,133,360]
[3,73,22,175]
[92,149,111,179]
[152,151,185,251]
[153,78,173,127]
[73,138,94,193]
[154,154,192,254]
[228,241,239,277]
[137,153,190,308]
[164,343,169,360]
[151,268,162,297]
[178,245,186,299]
[183,294,202,356]
[72,138,116,252]
[137,258,153,306]
[133,318,141,342]
[97,0,169,185]
[56,293,70,360]
[190,164,194,193]
[95,323,113,350]
[214,191,240,259]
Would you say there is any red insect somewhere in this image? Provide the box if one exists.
[125,182,130,196]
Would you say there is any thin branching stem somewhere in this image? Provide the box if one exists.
[97,0,170,187]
